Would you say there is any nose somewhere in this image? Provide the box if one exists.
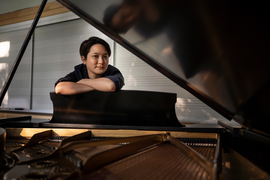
[98,56,104,64]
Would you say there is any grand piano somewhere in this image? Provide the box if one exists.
[1,0,270,179]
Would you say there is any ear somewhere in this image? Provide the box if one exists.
[81,55,86,64]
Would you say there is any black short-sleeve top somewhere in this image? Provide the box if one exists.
[55,64,124,91]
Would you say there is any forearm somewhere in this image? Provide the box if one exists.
[77,78,116,92]
[55,82,94,95]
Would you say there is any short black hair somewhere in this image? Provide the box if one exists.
[79,36,111,58]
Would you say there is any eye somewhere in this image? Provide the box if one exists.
[93,55,98,58]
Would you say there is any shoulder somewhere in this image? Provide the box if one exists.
[74,63,88,78]
[74,63,85,72]
[55,63,87,86]
[102,65,122,76]
[103,65,125,91]
[106,65,121,73]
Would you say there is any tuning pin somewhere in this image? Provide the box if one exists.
[76,161,83,169]
[50,147,55,152]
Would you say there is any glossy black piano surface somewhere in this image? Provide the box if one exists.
[49,90,183,127]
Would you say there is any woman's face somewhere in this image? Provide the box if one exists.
[81,44,109,79]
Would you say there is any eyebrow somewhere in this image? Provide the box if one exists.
[92,52,108,55]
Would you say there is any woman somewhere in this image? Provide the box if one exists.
[55,36,124,95]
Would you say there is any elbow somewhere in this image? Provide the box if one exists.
[55,85,63,94]
[55,87,61,94]
[107,82,116,92]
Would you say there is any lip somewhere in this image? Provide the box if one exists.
[96,66,104,69]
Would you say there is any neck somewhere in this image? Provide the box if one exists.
[87,70,100,79]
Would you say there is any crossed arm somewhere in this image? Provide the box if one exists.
[55,78,116,95]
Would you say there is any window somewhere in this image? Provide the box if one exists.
[0,29,32,109]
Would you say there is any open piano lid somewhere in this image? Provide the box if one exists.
[56,0,270,135]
